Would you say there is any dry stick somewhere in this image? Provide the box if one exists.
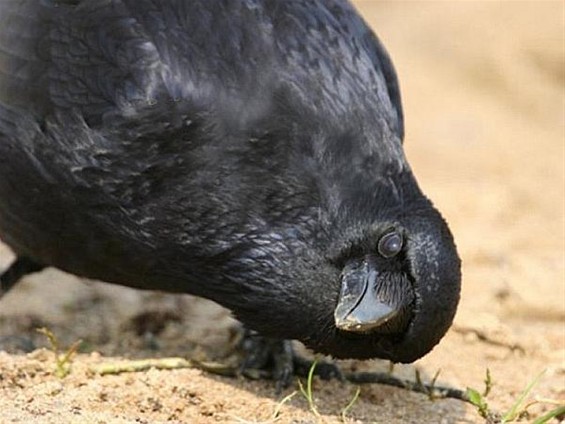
[92,358,240,377]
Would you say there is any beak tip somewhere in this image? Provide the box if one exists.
[334,306,399,333]
[335,320,365,332]
[334,315,357,331]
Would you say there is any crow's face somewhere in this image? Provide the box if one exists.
[326,203,462,362]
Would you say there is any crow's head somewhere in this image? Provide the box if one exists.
[323,196,462,362]
[227,172,461,363]
[294,131,462,362]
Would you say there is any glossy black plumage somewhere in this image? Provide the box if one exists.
[0,0,460,362]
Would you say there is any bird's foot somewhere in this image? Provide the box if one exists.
[238,329,294,389]
[238,329,343,393]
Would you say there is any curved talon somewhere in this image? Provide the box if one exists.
[237,328,345,392]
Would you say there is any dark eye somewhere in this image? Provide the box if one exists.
[378,231,403,258]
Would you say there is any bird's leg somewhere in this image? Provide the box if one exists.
[0,257,45,298]
[238,329,343,392]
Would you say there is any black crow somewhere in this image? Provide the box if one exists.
[0,0,461,379]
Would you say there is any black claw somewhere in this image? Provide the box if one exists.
[0,257,45,298]
[237,328,344,392]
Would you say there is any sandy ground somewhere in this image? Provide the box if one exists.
[0,1,564,423]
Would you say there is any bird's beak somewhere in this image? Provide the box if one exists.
[334,259,399,333]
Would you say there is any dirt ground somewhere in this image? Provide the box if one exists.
[0,1,563,423]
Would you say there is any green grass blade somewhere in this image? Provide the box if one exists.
[532,405,565,424]
[298,360,321,419]
[272,391,297,420]
[307,359,317,399]
[341,386,361,422]
[502,370,546,423]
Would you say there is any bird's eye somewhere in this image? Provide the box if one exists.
[377,231,403,258]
